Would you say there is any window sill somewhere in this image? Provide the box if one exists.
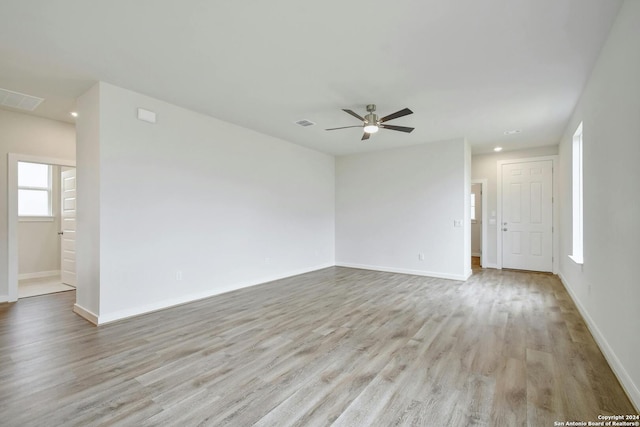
[19,216,55,223]
[568,254,583,265]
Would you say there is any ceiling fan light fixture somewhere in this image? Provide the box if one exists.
[363,124,379,134]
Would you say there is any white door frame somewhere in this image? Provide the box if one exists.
[7,153,76,302]
[471,178,488,268]
[496,155,558,273]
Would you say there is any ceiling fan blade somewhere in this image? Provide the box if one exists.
[380,108,413,123]
[325,125,363,131]
[380,124,415,133]
[342,109,366,122]
[361,132,371,141]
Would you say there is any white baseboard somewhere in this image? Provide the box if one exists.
[483,263,498,269]
[558,272,640,411]
[19,270,60,280]
[73,304,98,325]
[0,295,9,303]
[336,262,470,281]
[472,252,482,257]
[97,263,335,325]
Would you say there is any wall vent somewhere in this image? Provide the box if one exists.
[0,87,44,111]
[295,119,316,127]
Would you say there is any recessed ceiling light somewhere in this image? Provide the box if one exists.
[494,146,503,152]
[70,111,78,117]
[504,129,521,135]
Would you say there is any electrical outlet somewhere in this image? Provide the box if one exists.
[176,271,183,281]
[418,253,425,261]
[264,257,271,265]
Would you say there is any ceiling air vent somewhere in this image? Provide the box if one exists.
[295,119,316,127]
[0,87,44,111]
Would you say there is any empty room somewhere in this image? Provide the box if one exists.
[0,1,638,425]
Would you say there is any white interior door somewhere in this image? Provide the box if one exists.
[60,168,77,286]
[501,160,553,272]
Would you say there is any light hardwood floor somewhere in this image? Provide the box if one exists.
[0,267,635,426]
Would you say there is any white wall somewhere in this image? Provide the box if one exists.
[75,83,101,316]
[18,165,62,277]
[336,138,471,280]
[471,145,559,267]
[463,140,471,276]
[0,110,75,301]
[558,0,640,409]
[76,82,335,323]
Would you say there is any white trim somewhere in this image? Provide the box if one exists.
[18,270,61,281]
[0,295,8,303]
[73,304,98,325]
[483,263,498,269]
[7,153,76,303]
[18,216,55,222]
[571,122,584,263]
[558,273,640,411]
[336,262,471,281]
[96,263,335,325]
[471,178,488,268]
[568,254,584,265]
[471,252,482,257]
[496,155,559,273]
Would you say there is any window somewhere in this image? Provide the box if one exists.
[470,193,476,221]
[570,122,583,264]
[18,162,52,217]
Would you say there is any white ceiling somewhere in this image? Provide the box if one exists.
[0,0,622,155]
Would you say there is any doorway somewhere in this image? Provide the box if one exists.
[17,162,77,298]
[470,179,488,269]
[497,156,558,273]
[7,153,76,302]
[471,182,482,268]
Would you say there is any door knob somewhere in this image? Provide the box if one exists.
[502,228,508,231]
[58,231,64,235]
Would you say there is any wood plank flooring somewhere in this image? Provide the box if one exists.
[0,267,635,426]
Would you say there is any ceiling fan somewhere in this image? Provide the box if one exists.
[325,104,414,140]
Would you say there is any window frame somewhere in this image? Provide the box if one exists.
[17,161,54,221]
[569,122,584,265]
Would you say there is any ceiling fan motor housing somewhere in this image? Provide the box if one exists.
[365,104,379,124]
